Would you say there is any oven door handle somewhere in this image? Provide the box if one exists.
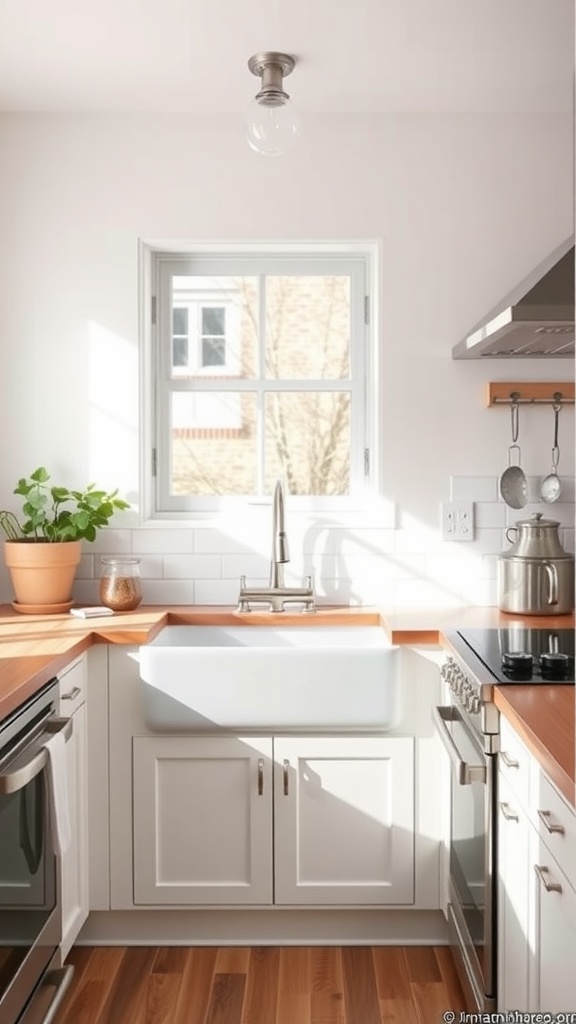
[0,717,73,795]
[433,705,487,785]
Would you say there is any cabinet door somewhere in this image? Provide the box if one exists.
[274,736,414,905]
[133,736,273,905]
[531,831,576,1013]
[497,774,530,1012]
[59,659,89,960]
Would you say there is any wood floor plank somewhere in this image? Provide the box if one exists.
[379,998,421,1024]
[206,974,247,1024]
[151,946,189,974]
[215,947,251,974]
[403,947,442,984]
[310,946,345,1023]
[145,971,186,1024]
[341,947,381,1024]
[277,947,311,1024]
[433,946,466,1011]
[371,947,412,1001]
[96,947,158,1024]
[241,947,280,1024]
[58,947,126,1024]
[173,947,218,1024]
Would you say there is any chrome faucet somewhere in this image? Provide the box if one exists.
[238,479,315,613]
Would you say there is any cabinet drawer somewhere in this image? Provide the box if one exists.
[533,770,576,890]
[499,716,531,809]
[58,655,87,715]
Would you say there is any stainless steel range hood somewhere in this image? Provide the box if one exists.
[452,238,574,359]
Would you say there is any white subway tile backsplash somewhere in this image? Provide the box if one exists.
[450,476,498,502]
[59,473,576,614]
[135,529,195,554]
[474,503,507,529]
[164,554,222,579]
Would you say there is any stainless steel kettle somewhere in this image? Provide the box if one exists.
[497,512,575,615]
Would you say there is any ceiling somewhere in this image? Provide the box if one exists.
[0,0,572,115]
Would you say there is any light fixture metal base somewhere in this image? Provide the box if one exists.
[248,52,295,79]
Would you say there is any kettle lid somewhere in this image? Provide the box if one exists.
[512,512,560,529]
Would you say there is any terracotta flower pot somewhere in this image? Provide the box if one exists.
[4,539,82,613]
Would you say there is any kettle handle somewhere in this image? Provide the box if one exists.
[544,561,558,606]
[505,526,518,544]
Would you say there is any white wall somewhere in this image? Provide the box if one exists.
[0,112,573,609]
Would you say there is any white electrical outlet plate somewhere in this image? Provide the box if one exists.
[441,501,475,542]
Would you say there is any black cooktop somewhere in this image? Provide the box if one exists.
[457,627,575,684]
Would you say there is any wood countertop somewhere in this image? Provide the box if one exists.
[0,602,573,806]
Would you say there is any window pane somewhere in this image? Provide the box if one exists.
[171,275,258,379]
[202,338,226,367]
[172,337,189,367]
[202,307,225,335]
[170,392,257,495]
[265,276,351,380]
[264,391,350,495]
[173,307,188,335]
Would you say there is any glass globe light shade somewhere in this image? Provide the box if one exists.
[244,96,300,157]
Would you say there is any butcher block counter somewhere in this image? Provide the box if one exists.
[0,603,573,805]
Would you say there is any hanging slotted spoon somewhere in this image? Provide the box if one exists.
[540,397,562,503]
[499,396,528,509]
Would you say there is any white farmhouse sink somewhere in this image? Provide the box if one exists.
[138,625,400,732]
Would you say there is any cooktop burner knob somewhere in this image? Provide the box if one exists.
[539,652,571,679]
[502,652,533,678]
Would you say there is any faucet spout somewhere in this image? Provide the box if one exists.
[270,478,289,588]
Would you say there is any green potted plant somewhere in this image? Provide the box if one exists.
[0,466,130,613]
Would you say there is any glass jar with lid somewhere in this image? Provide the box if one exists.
[100,557,142,611]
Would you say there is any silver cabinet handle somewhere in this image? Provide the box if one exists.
[0,717,73,795]
[534,864,562,894]
[257,758,264,796]
[61,686,82,701]
[432,706,486,785]
[283,759,290,796]
[499,801,519,822]
[537,809,566,835]
[500,751,520,769]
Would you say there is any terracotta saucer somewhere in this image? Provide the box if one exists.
[12,600,74,615]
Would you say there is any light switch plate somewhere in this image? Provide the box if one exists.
[441,501,475,542]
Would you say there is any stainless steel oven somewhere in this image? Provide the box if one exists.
[434,698,497,1012]
[0,679,74,1024]
[436,626,575,1015]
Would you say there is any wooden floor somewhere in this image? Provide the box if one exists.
[54,945,467,1024]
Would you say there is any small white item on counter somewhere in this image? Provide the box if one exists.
[70,606,115,618]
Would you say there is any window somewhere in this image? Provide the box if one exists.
[148,248,373,515]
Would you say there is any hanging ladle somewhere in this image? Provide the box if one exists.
[499,395,528,509]
[540,395,562,503]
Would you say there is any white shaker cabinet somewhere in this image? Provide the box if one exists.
[132,733,414,907]
[497,773,531,1012]
[133,735,274,905]
[273,736,414,905]
[497,716,576,1014]
[57,654,89,960]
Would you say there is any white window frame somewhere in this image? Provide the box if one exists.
[139,241,381,522]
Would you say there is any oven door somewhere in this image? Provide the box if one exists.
[0,715,72,1024]
[433,704,496,1013]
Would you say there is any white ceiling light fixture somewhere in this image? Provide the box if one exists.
[245,51,300,157]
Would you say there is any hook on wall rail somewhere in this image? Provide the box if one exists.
[486,382,575,407]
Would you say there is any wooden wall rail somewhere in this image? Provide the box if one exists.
[486,381,575,406]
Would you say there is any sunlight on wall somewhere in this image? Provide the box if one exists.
[89,321,139,505]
